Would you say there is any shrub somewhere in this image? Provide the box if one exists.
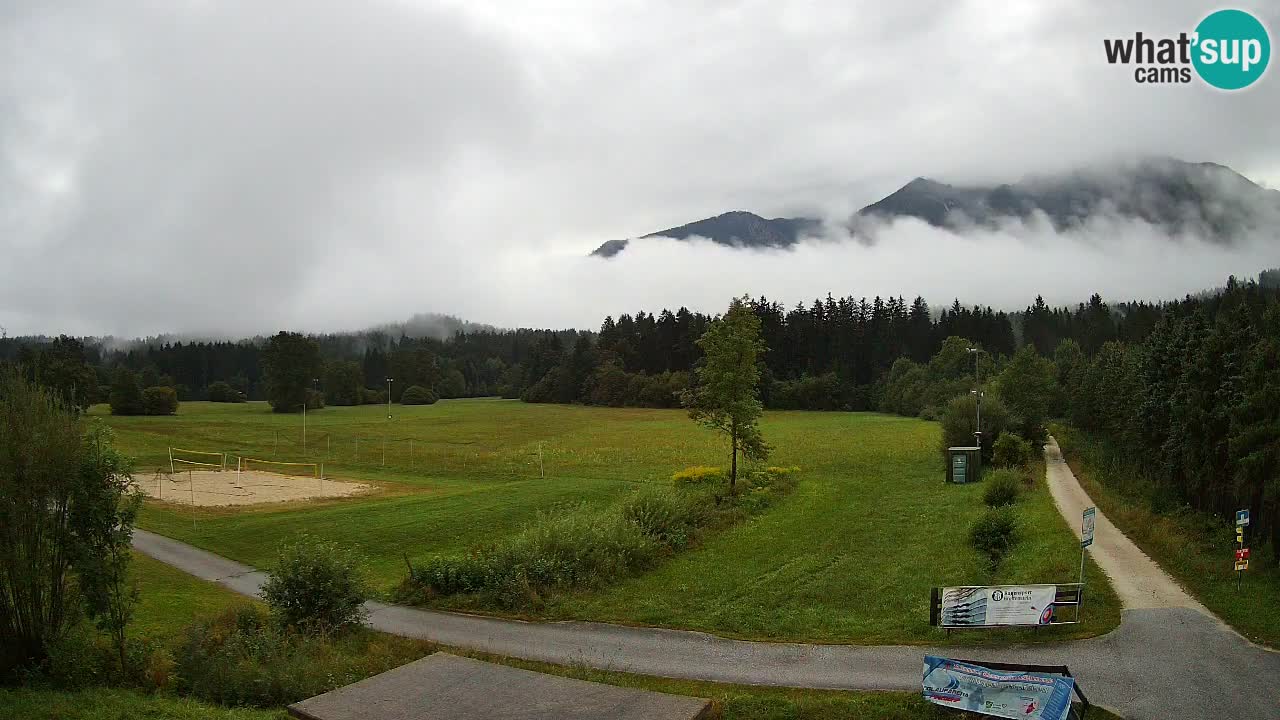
[620,487,707,550]
[992,431,1034,468]
[969,507,1018,565]
[33,618,170,691]
[261,535,369,634]
[671,466,725,485]
[0,371,139,677]
[982,469,1023,507]
[174,604,425,707]
[400,385,438,405]
[206,381,245,403]
[917,405,940,422]
[405,507,659,608]
[141,386,178,415]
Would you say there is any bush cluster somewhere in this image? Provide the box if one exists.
[399,385,438,405]
[982,469,1023,507]
[992,431,1034,468]
[969,507,1019,566]
[37,621,172,692]
[260,536,369,634]
[205,381,245,403]
[173,604,422,707]
[621,486,709,550]
[141,386,178,415]
[404,507,660,607]
[404,467,798,608]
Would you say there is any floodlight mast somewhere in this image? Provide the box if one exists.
[968,348,983,449]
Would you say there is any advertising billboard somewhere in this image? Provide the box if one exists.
[922,656,1075,720]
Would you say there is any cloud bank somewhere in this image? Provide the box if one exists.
[1,0,1278,337]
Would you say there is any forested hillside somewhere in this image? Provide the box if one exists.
[5,273,1279,563]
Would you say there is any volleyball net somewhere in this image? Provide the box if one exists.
[232,455,323,480]
[169,447,226,474]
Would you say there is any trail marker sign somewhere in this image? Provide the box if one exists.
[1235,560,1249,572]
[1236,509,1250,527]
[1235,548,1249,561]
[1081,507,1096,548]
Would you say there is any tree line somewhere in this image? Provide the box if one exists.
[4,272,1278,563]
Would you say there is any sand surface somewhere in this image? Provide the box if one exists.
[136,469,369,506]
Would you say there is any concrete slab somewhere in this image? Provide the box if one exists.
[287,653,713,720]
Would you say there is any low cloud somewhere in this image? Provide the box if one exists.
[1,1,1278,337]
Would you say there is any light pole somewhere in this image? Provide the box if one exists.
[386,377,393,420]
[967,348,983,449]
[304,378,318,453]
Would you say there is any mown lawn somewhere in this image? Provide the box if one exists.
[129,552,259,644]
[1053,424,1280,648]
[98,400,1118,644]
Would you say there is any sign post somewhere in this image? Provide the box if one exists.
[1077,507,1095,621]
[1235,509,1249,591]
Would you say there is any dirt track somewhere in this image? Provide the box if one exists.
[1043,437,1207,612]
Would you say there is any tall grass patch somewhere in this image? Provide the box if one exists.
[173,604,431,707]
[401,467,798,608]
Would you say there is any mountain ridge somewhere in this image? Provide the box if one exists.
[591,157,1280,257]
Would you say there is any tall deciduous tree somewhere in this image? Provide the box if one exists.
[681,296,770,490]
[996,344,1059,443]
[262,331,321,413]
[0,369,140,675]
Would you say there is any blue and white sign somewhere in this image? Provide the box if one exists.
[1081,507,1096,548]
[1236,509,1250,527]
[923,656,1074,720]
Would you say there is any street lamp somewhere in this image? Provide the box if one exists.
[386,378,393,420]
[967,348,984,449]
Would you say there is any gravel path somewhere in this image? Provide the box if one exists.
[133,438,1279,719]
[1043,437,1207,612]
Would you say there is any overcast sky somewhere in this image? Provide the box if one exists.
[3,0,1278,338]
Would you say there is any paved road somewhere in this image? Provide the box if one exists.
[133,440,1280,720]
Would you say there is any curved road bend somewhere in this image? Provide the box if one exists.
[132,438,1279,720]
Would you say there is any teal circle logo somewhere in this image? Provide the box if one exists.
[1192,9,1270,90]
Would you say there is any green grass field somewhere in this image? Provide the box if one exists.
[1053,424,1280,648]
[95,400,1119,644]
